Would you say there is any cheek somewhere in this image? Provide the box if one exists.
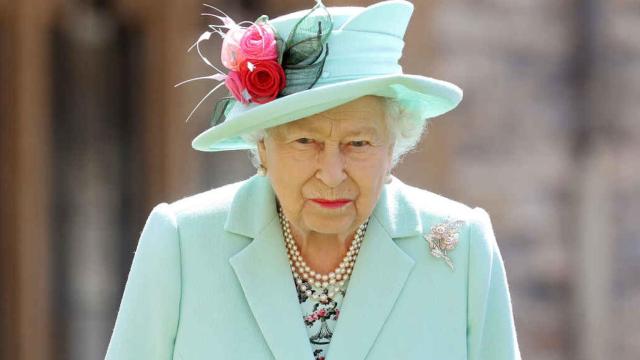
[267,145,317,182]
[288,144,319,162]
[346,149,392,209]
[346,147,391,180]
[264,143,317,211]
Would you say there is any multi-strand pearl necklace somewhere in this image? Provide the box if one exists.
[278,206,369,303]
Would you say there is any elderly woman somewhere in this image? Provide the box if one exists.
[106,1,521,359]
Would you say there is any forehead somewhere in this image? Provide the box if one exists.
[270,96,388,137]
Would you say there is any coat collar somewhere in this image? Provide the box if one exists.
[224,175,425,239]
[226,175,418,360]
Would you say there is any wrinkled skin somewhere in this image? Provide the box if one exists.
[258,95,394,273]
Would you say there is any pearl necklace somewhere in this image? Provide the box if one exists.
[278,206,369,303]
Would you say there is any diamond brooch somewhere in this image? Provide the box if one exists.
[424,219,465,271]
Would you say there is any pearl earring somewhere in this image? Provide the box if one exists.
[257,165,267,176]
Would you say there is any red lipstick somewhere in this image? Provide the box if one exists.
[310,198,352,209]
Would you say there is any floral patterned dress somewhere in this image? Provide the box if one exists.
[293,274,350,360]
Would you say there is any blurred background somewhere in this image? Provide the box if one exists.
[1,0,639,359]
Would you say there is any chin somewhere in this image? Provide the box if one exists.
[303,212,356,236]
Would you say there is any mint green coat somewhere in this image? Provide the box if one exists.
[105,176,521,359]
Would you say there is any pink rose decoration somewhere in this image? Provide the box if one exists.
[316,309,327,318]
[225,70,249,104]
[239,23,278,61]
[221,26,246,71]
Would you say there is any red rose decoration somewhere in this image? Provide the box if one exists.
[239,60,286,104]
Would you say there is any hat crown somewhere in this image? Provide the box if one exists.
[224,0,416,127]
[266,0,414,90]
[271,0,414,40]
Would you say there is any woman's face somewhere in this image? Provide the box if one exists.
[258,95,394,239]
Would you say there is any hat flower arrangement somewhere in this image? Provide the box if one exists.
[221,18,284,105]
[177,0,333,126]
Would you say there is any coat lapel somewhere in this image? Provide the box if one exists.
[225,176,423,360]
[227,176,314,360]
[324,201,416,360]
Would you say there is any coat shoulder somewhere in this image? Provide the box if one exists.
[166,178,249,222]
[385,178,479,226]
[160,176,275,239]
[394,180,494,243]
[389,180,502,281]
[397,181,473,216]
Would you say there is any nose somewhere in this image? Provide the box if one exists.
[315,142,347,188]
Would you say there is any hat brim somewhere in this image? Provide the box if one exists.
[191,73,462,152]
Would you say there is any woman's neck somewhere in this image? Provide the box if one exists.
[290,229,356,274]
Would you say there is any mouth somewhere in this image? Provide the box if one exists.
[310,198,353,209]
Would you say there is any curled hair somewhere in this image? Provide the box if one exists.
[241,96,429,168]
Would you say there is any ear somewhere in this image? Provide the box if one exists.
[386,140,396,170]
[257,138,268,168]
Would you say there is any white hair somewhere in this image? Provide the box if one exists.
[241,96,429,168]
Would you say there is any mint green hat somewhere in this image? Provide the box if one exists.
[190,0,462,152]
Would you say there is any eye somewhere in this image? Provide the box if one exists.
[295,137,315,144]
[349,140,370,147]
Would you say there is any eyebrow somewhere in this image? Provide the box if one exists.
[281,123,382,139]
